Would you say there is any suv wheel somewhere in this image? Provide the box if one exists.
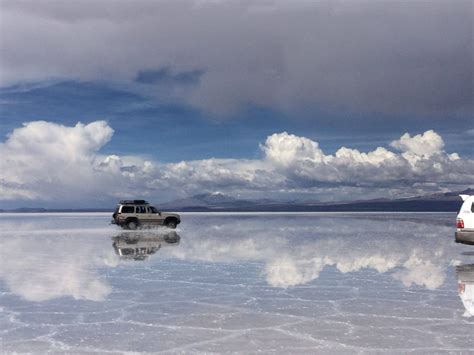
[127,220,139,230]
[165,219,177,229]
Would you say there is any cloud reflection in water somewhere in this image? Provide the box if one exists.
[0,232,117,302]
[0,213,462,302]
[170,215,457,289]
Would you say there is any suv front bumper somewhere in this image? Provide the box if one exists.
[455,230,474,245]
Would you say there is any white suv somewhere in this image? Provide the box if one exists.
[456,195,474,245]
[111,200,181,230]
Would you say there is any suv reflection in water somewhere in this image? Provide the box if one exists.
[112,231,180,261]
[456,264,474,317]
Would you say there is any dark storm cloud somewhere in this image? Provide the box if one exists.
[1,0,472,116]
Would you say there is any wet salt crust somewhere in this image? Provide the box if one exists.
[0,212,473,353]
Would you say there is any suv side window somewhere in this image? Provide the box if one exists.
[149,206,158,213]
[136,206,147,213]
[121,206,134,213]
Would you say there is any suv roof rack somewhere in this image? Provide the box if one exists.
[119,200,149,205]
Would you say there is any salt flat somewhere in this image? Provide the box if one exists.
[0,212,473,353]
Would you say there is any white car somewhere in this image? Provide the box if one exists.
[456,264,474,317]
[456,195,474,245]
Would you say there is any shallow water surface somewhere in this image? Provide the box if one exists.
[0,212,473,353]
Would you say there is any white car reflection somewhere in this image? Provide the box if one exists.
[112,231,180,261]
[456,264,474,317]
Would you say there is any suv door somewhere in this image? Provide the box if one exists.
[147,206,164,225]
[136,205,150,222]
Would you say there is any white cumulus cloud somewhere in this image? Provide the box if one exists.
[0,121,113,200]
[0,120,473,206]
[262,132,328,167]
[390,130,444,156]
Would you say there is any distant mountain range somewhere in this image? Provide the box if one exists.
[159,189,472,212]
[1,189,472,213]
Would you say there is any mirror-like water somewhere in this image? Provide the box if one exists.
[0,212,472,353]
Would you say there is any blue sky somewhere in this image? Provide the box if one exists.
[0,0,472,208]
[2,80,472,161]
